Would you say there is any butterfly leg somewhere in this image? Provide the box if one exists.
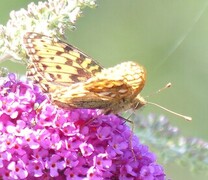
[115,114,137,161]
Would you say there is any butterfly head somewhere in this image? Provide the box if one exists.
[132,94,147,110]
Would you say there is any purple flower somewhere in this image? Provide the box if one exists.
[0,73,166,179]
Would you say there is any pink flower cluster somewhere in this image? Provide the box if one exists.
[0,74,165,179]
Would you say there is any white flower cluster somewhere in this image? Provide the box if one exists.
[0,0,96,63]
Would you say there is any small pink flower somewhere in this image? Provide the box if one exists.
[80,142,94,157]
[7,160,28,179]
[45,155,65,177]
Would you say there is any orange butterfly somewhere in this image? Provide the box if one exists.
[23,32,191,120]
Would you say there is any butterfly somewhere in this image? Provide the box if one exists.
[23,32,147,115]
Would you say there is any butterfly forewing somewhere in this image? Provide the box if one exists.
[23,32,102,93]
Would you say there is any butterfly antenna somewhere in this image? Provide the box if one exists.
[147,101,192,121]
[144,82,192,121]
[144,82,171,98]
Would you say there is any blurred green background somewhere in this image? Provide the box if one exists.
[0,0,208,179]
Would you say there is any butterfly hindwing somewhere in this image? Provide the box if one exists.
[51,78,134,113]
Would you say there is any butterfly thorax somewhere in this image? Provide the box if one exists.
[132,94,147,110]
